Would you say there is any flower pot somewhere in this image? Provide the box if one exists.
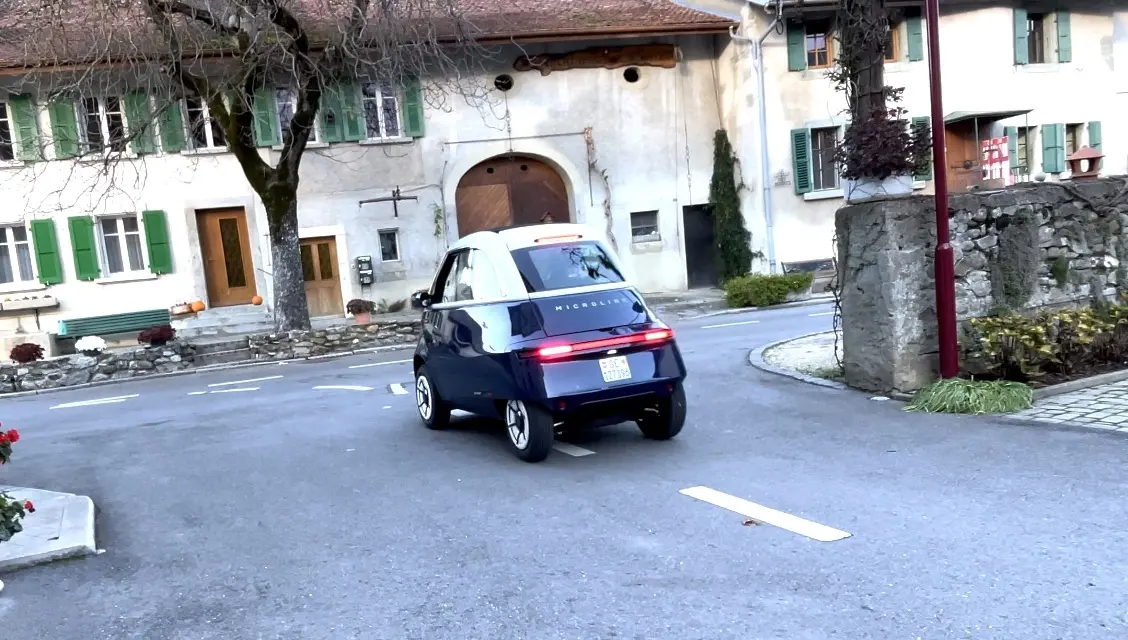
[354,312,371,324]
[843,174,913,203]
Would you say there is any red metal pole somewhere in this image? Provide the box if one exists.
[925,0,959,378]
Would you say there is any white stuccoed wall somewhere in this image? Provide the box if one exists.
[714,3,1128,270]
[0,34,722,338]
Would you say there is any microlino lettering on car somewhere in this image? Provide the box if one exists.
[554,294,634,311]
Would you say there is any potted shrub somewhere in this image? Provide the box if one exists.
[9,342,43,364]
[346,299,376,324]
[1,426,34,594]
[75,335,107,356]
[138,324,176,347]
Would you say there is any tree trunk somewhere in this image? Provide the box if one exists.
[264,194,311,332]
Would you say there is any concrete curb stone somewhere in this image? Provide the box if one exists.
[0,488,97,572]
[747,330,849,391]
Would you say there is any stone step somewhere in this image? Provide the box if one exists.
[194,348,253,367]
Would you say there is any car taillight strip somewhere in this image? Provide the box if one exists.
[534,329,673,359]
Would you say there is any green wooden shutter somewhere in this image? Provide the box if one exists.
[1088,121,1102,151]
[340,83,365,142]
[906,8,924,62]
[7,95,42,162]
[911,116,933,181]
[123,91,156,155]
[401,78,424,138]
[28,219,63,285]
[786,20,807,71]
[252,87,281,147]
[48,99,80,159]
[791,128,812,194]
[1005,126,1019,170]
[1041,123,1066,174]
[318,84,344,143]
[142,210,172,274]
[1055,10,1072,63]
[1013,9,1029,65]
[159,101,186,153]
[67,216,100,280]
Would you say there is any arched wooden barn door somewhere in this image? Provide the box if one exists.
[454,156,570,237]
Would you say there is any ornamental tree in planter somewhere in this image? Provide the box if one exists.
[827,0,932,201]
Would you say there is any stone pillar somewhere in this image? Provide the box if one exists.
[835,195,938,394]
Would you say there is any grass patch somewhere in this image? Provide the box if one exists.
[800,365,844,381]
[905,378,1033,415]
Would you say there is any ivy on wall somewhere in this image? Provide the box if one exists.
[708,129,755,282]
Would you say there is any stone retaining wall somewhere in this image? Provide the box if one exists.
[247,321,420,360]
[0,342,195,393]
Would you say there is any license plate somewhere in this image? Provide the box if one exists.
[599,355,631,383]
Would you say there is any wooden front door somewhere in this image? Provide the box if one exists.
[300,237,344,317]
[196,208,257,307]
[454,156,570,237]
[944,121,983,193]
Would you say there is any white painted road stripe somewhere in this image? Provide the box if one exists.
[208,375,283,388]
[808,311,835,317]
[389,383,408,395]
[210,387,260,394]
[679,486,851,542]
[552,443,595,457]
[701,320,761,329]
[50,394,139,410]
[314,385,374,391]
[348,358,412,369]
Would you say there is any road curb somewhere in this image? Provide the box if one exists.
[0,344,415,400]
[1030,368,1128,401]
[682,295,835,320]
[747,330,849,391]
[0,489,97,572]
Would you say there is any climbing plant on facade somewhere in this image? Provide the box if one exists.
[709,129,755,282]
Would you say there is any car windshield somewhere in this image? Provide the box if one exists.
[510,241,625,292]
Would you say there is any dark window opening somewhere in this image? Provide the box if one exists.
[623,67,641,83]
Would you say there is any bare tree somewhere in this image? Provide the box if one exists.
[0,0,493,330]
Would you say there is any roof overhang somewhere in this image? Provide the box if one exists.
[670,0,747,21]
[944,109,1033,124]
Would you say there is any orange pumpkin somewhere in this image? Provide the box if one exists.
[251,295,263,306]
[190,300,206,313]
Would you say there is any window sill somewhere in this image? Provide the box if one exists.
[0,160,26,170]
[94,272,158,285]
[181,147,232,156]
[1015,63,1063,74]
[359,137,413,147]
[797,67,834,81]
[77,152,139,164]
[629,238,663,254]
[272,142,329,151]
[803,189,843,202]
[0,281,47,295]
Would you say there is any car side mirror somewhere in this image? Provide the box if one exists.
[412,290,431,309]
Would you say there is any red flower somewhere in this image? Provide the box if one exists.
[5,429,18,443]
[23,500,34,513]
[0,433,7,445]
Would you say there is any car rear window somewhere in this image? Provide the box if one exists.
[510,241,625,292]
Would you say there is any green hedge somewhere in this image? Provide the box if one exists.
[723,272,814,308]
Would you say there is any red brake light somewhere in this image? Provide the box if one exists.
[644,329,672,342]
[534,234,582,244]
[538,344,573,357]
[532,328,673,359]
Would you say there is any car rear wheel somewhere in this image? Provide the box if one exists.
[637,384,686,440]
[505,399,554,462]
[415,366,451,430]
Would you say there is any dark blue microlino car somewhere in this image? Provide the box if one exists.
[412,223,688,462]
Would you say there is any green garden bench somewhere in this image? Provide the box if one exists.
[56,309,171,338]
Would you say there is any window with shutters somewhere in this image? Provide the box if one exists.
[1016,127,1034,174]
[97,215,145,274]
[361,82,402,140]
[810,127,840,191]
[884,21,900,62]
[184,96,227,150]
[0,226,34,284]
[0,102,13,162]
[1026,13,1047,63]
[274,87,321,144]
[805,20,833,69]
[1065,123,1083,154]
[80,96,128,154]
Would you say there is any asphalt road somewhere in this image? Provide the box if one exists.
[2,301,1127,639]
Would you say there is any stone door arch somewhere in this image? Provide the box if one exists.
[454,155,570,237]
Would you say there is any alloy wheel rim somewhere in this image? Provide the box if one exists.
[416,375,432,420]
[506,400,529,450]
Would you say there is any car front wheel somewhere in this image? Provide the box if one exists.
[504,399,554,463]
[637,384,686,440]
[415,365,451,430]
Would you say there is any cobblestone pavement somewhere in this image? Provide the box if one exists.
[763,330,843,375]
[1012,380,1128,432]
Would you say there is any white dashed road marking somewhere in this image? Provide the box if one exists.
[210,387,259,394]
[348,358,412,369]
[50,394,139,410]
[314,385,374,391]
[679,486,851,542]
[808,311,835,317]
[552,443,595,457]
[701,320,760,329]
[208,375,283,387]
[389,383,409,395]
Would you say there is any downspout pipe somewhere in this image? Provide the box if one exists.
[729,1,783,273]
